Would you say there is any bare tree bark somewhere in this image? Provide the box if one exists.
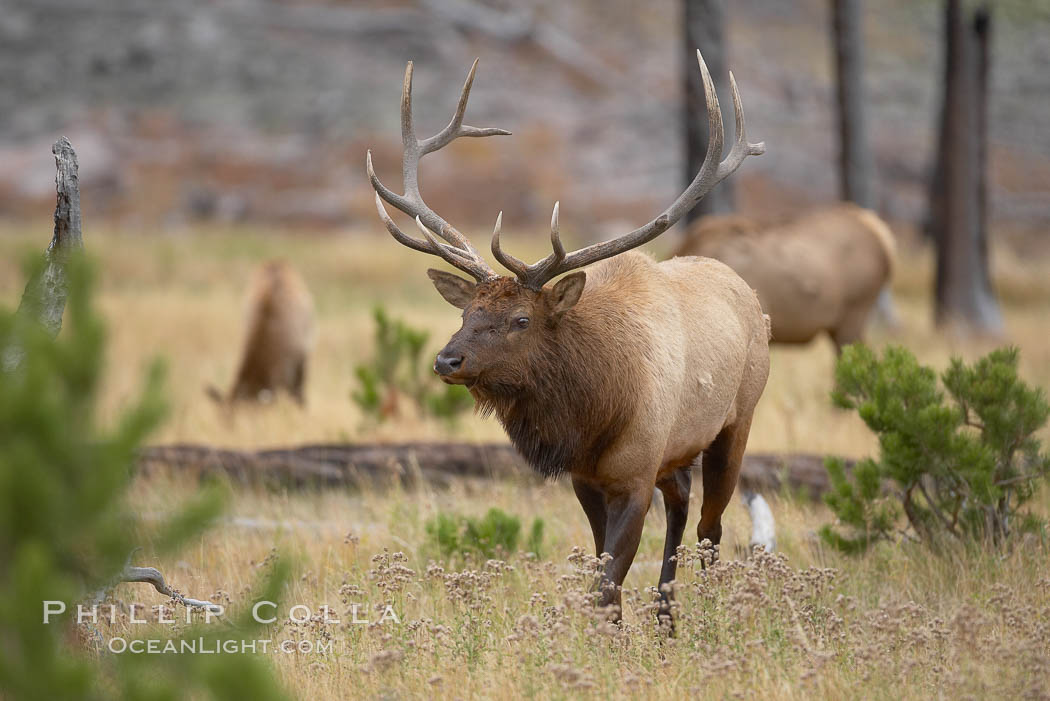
[926,4,951,243]
[682,0,734,222]
[830,0,899,328]
[974,7,992,305]
[16,138,83,333]
[931,0,1002,333]
[831,0,874,209]
[3,138,84,371]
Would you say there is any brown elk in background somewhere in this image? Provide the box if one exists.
[366,52,767,624]
[207,260,315,406]
[673,203,896,353]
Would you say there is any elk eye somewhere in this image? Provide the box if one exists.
[515,317,530,329]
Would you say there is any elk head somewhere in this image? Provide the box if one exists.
[365,53,764,389]
[427,233,586,389]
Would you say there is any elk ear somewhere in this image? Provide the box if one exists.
[550,271,586,316]
[427,269,476,309]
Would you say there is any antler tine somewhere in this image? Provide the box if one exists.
[498,49,763,290]
[366,150,413,218]
[401,61,418,156]
[368,59,512,281]
[550,201,566,259]
[421,59,512,156]
[372,191,494,282]
[718,70,767,176]
[373,192,429,254]
[490,211,528,278]
[490,201,568,287]
[414,217,495,281]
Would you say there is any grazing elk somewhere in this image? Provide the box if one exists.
[673,204,896,353]
[207,260,315,406]
[365,53,767,623]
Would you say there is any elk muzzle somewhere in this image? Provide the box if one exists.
[434,349,466,382]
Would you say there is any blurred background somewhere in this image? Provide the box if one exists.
[0,0,1047,451]
[1,0,1046,237]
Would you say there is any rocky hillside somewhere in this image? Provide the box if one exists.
[1,0,1047,241]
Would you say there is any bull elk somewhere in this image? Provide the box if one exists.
[207,260,315,406]
[673,204,896,353]
[365,52,767,623]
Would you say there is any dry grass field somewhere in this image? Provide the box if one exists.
[2,223,1050,699]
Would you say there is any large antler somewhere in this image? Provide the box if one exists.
[366,59,509,281]
[493,50,765,290]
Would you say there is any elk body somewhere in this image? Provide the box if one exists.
[208,260,315,405]
[673,204,896,352]
[366,53,767,622]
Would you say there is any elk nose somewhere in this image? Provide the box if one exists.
[434,352,464,376]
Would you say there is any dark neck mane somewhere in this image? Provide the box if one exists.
[471,308,637,478]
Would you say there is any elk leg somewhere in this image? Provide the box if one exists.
[291,358,306,405]
[597,489,650,621]
[831,304,873,355]
[697,418,753,549]
[655,466,692,623]
[572,476,607,556]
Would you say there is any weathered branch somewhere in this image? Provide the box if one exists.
[119,566,222,612]
[91,550,221,612]
[20,137,83,333]
[3,138,84,371]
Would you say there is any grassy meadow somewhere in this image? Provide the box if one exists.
[2,222,1050,699]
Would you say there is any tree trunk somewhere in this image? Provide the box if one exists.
[926,5,951,242]
[3,138,84,371]
[830,0,900,328]
[831,0,874,209]
[682,0,733,223]
[16,138,83,334]
[931,0,1001,333]
[974,7,992,307]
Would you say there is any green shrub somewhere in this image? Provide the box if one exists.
[821,344,1050,553]
[524,518,545,558]
[351,306,473,424]
[0,258,290,700]
[424,508,545,560]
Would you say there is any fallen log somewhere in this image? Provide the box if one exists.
[139,442,846,499]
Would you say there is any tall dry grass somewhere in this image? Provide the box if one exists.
[104,472,1049,700]
[3,223,1049,698]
